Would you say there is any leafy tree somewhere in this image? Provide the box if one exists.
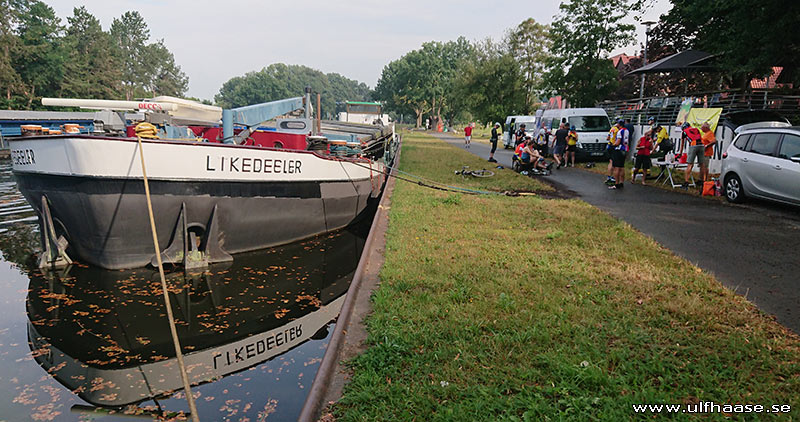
[506,18,551,111]
[110,11,150,100]
[426,38,475,124]
[374,37,474,127]
[0,3,189,109]
[110,11,188,99]
[215,63,370,117]
[621,21,719,97]
[374,49,431,127]
[453,39,527,126]
[657,0,800,88]
[13,0,64,108]
[144,40,188,97]
[60,6,122,99]
[0,0,24,108]
[543,0,635,106]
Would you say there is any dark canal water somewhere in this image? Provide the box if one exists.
[0,160,369,421]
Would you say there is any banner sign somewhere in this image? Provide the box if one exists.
[675,98,694,124]
[686,108,723,131]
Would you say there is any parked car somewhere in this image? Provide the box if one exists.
[719,110,791,132]
[721,127,800,205]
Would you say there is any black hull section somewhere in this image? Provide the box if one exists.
[15,173,374,269]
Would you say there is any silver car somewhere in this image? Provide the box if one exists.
[721,127,800,205]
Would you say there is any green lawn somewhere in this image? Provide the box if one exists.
[332,131,799,421]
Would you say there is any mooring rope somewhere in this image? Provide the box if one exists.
[136,137,201,422]
[336,157,506,196]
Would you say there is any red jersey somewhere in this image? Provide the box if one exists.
[464,126,473,136]
[683,127,702,146]
[515,143,525,156]
[636,136,652,156]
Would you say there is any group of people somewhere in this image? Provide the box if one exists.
[507,121,580,175]
[604,116,717,190]
[465,116,718,189]
[514,122,578,172]
[679,121,717,186]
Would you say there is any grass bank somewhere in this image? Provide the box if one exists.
[332,132,799,421]
[392,131,551,195]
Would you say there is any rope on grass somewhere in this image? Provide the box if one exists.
[336,158,522,196]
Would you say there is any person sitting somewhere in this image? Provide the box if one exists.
[519,138,551,175]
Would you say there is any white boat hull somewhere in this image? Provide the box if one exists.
[10,136,386,269]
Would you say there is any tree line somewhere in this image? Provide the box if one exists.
[0,1,188,110]
[375,0,800,127]
[214,63,371,119]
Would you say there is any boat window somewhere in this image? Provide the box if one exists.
[273,141,284,149]
[568,116,611,132]
[280,121,306,130]
[347,104,381,114]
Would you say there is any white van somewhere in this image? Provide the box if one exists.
[502,113,540,149]
[540,108,611,159]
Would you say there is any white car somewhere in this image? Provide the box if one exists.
[721,127,800,205]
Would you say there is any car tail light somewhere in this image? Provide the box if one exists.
[722,152,728,159]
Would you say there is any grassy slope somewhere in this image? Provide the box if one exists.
[334,132,799,421]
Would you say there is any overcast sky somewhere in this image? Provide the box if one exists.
[46,0,670,101]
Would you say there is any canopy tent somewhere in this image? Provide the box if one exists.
[626,49,718,76]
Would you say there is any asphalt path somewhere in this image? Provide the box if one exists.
[434,132,800,334]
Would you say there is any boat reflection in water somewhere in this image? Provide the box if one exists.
[25,224,365,417]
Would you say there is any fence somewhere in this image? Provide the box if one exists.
[597,89,800,126]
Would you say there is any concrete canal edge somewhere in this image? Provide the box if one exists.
[297,140,400,422]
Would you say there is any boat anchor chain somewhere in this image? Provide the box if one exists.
[154,203,233,269]
[37,195,73,269]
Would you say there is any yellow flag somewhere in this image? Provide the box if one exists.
[686,108,722,131]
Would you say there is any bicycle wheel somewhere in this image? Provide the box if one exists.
[470,169,494,178]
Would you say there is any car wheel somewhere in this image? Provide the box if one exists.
[724,174,746,203]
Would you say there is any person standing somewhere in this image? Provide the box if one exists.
[489,123,500,162]
[608,119,629,190]
[464,123,473,148]
[553,123,569,169]
[566,125,578,167]
[649,118,670,160]
[681,122,704,188]
[632,134,653,185]
[605,122,620,185]
[515,124,527,147]
[700,122,717,181]
[536,123,549,156]
[624,118,635,139]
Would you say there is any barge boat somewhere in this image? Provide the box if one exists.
[9,91,397,269]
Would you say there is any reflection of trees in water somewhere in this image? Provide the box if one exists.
[0,222,39,269]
